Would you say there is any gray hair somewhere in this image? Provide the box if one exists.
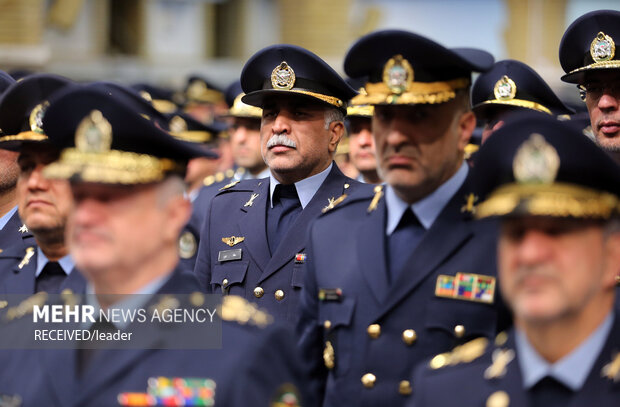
[324,108,345,130]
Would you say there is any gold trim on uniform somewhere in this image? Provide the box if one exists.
[602,352,620,382]
[0,131,48,143]
[361,78,470,105]
[219,180,240,191]
[480,99,551,114]
[346,104,374,117]
[322,194,347,213]
[324,340,335,369]
[219,295,273,328]
[186,80,224,104]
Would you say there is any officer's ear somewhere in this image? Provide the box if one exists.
[456,110,476,152]
[327,120,344,154]
[158,177,192,242]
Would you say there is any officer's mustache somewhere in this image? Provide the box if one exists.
[267,133,297,149]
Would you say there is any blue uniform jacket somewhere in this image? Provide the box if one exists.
[194,164,370,324]
[410,317,620,407]
[297,176,510,407]
[0,210,27,255]
[0,268,309,407]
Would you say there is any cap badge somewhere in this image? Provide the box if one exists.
[513,133,560,184]
[178,231,197,259]
[493,75,517,101]
[591,31,615,63]
[382,54,414,94]
[29,101,49,134]
[169,115,188,133]
[75,110,113,153]
[271,61,296,90]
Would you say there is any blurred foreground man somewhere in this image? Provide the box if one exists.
[412,114,620,407]
[297,30,508,407]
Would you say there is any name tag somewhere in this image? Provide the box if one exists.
[218,249,242,262]
[318,288,343,302]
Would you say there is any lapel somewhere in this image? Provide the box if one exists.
[374,182,474,319]
[356,196,389,305]
[42,348,78,407]
[259,165,349,283]
[2,244,37,294]
[60,268,87,294]
[236,180,271,272]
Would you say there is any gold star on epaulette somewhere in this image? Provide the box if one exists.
[219,180,240,191]
[367,185,384,213]
[484,348,515,380]
[602,352,620,382]
[5,292,47,321]
[18,224,28,234]
[244,193,259,207]
[219,295,273,328]
[461,193,478,214]
[322,194,347,213]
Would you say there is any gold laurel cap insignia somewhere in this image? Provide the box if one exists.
[493,75,517,101]
[221,236,245,247]
[169,115,188,133]
[29,101,50,134]
[75,110,113,153]
[271,61,296,90]
[513,133,560,184]
[382,55,414,95]
[591,31,616,63]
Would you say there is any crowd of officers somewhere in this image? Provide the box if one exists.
[0,8,619,407]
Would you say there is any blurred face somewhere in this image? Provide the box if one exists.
[373,96,475,203]
[498,217,619,325]
[0,149,19,193]
[185,156,219,187]
[583,70,620,152]
[348,116,377,173]
[16,144,73,234]
[229,117,265,174]
[69,182,186,277]
[261,96,343,183]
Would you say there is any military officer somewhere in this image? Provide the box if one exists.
[411,113,620,407]
[559,9,620,164]
[472,59,574,143]
[297,29,508,406]
[193,44,369,324]
[0,74,85,295]
[0,84,308,407]
[346,84,381,184]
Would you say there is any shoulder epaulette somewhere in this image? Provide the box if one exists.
[322,194,348,213]
[5,292,47,322]
[219,180,240,191]
[215,179,261,195]
[429,337,488,370]
[219,295,273,328]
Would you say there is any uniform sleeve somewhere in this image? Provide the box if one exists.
[193,194,214,293]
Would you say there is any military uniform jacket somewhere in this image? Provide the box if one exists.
[0,210,27,257]
[410,317,620,407]
[0,268,309,407]
[194,164,369,324]
[297,176,509,407]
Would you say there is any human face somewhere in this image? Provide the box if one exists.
[348,116,377,173]
[229,117,265,174]
[373,97,475,203]
[16,144,73,234]
[498,216,619,325]
[583,70,620,152]
[68,181,189,278]
[261,96,342,184]
[185,156,219,190]
[0,148,19,193]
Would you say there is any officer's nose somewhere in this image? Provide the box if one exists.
[513,229,553,266]
[26,164,51,191]
[271,112,291,134]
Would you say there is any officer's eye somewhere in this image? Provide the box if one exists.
[18,160,35,174]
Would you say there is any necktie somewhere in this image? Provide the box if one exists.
[35,261,66,293]
[529,376,573,407]
[77,318,117,377]
[267,184,302,254]
[387,208,425,283]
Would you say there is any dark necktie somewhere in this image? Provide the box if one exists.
[267,184,302,254]
[529,376,574,407]
[77,318,117,377]
[387,208,425,283]
[35,261,66,293]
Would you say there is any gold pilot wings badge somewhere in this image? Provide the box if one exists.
[222,236,245,247]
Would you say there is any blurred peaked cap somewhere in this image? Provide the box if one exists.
[472,111,620,220]
[559,9,620,83]
[0,73,74,150]
[184,75,224,104]
[345,76,374,117]
[472,59,574,119]
[41,86,216,185]
[0,70,16,96]
[240,44,357,112]
[224,80,262,119]
[131,82,178,114]
[343,30,494,105]
[165,111,226,145]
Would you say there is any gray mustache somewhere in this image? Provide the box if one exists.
[267,134,297,149]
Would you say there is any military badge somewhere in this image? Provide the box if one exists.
[493,75,517,101]
[323,340,335,370]
[270,383,301,407]
[244,193,259,207]
[318,288,342,302]
[18,247,35,270]
[18,224,28,234]
[590,31,615,63]
[322,194,347,213]
[219,180,239,191]
[29,101,49,134]
[218,248,242,262]
[486,391,510,407]
[513,133,560,184]
[382,54,414,94]
[435,273,496,304]
[178,231,197,259]
[461,193,478,214]
[75,110,113,153]
[367,185,384,213]
[271,61,296,90]
[602,352,620,382]
[484,348,515,380]
[118,376,216,407]
[221,236,245,247]
[294,253,307,264]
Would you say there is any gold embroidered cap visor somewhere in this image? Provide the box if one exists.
[222,94,263,119]
[239,44,357,113]
[0,131,49,151]
[343,30,494,105]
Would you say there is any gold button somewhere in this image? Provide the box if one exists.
[398,380,412,396]
[253,287,264,298]
[275,289,285,301]
[402,329,417,345]
[454,325,465,338]
[486,390,510,407]
[361,373,376,388]
[222,278,229,287]
[324,320,332,330]
[367,324,381,339]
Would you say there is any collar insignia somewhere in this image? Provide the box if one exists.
[244,193,259,207]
